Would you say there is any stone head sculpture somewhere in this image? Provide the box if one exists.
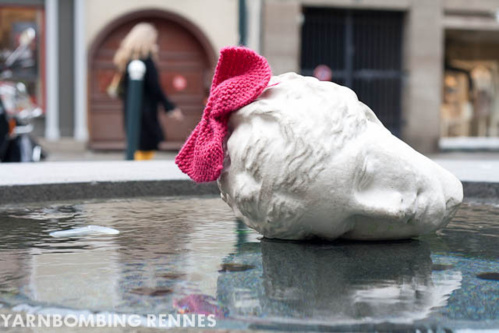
[176,47,463,241]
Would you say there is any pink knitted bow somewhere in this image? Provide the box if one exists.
[175,47,272,182]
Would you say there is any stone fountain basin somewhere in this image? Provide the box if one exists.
[0,159,497,331]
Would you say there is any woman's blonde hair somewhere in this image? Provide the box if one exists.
[113,23,159,72]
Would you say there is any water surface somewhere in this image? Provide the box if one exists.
[0,197,497,331]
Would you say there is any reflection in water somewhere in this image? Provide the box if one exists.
[0,199,497,330]
[218,240,462,324]
[28,238,121,310]
[0,205,82,306]
[174,294,227,318]
[0,198,238,315]
[476,272,499,281]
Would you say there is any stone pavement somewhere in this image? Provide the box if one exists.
[0,160,187,186]
[431,158,499,183]
[38,138,178,162]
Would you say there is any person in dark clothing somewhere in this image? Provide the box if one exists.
[113,23,183,160]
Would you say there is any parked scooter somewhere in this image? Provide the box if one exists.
[0,27,46,162]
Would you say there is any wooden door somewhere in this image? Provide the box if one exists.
[89,15,211,150]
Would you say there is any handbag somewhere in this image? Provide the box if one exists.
[107,72,123,99]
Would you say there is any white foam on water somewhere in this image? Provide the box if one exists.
[49,225,120,238]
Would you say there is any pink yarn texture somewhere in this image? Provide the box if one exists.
[175,47,272,182]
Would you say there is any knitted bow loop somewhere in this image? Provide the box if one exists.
[175,47,272,182]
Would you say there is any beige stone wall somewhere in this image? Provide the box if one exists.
[443,0,499,30]
[262,1,301,74]
[403,0,443,153]
[85,0,238,52]
[300,0,410,10]
[444,0,499,12]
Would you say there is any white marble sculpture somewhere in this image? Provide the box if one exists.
[218,73,463,240]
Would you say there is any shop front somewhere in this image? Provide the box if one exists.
[0,4,44,111]
[442,30,499,143]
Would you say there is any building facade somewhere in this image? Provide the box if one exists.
[84,0,238,149]
[0,0,238,150]
[2,0,499,153]
[262,0,499,152]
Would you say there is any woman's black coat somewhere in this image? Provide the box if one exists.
[121,57,176,151]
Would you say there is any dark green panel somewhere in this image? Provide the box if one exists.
[0,0,44,5]
[58,0,74,137]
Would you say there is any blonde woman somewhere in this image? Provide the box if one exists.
[113,23,183,160]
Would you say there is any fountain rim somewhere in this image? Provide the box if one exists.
[0,159,496,205]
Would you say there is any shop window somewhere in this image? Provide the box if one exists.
[443,31,499,140]
[442,61,499,138]
[441,71,473,137]
[0,6,44,111]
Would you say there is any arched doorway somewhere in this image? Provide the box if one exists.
[88,10,216,150]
